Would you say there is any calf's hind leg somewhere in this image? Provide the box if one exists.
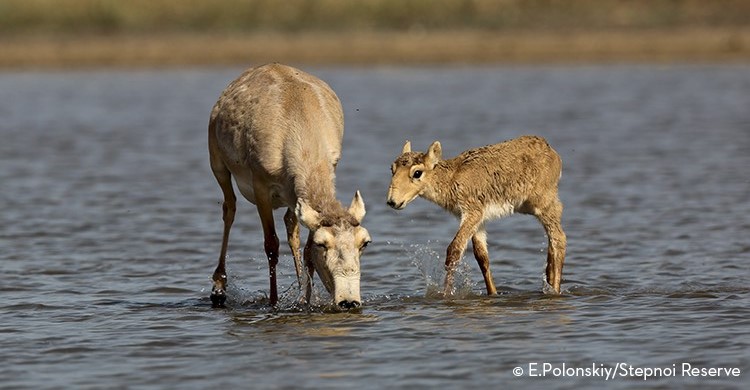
[534,199,566,294]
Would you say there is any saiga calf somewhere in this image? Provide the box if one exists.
[387,136,566,294]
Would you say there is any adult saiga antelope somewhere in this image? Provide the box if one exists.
[208,63,371,309]
[386,136,566,294]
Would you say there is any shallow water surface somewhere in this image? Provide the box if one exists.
[1,65,749,389]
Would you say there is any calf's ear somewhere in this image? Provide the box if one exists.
[425,141,442,169]
[401,140,412,154]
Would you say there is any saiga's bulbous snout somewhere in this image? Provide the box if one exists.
[333,275,361,311]
[337,300,361,310]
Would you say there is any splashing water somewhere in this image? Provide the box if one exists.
[408,241,477,299]
[219,255,337,312]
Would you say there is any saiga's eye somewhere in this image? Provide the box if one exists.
[412,170,423,179]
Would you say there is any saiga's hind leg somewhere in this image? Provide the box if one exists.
[210,166,236,308]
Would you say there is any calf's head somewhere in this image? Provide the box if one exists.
[387,140,442,210]
[297,191,370,309]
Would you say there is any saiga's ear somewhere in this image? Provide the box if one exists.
[348,191,366,223]
[296,198,321,229]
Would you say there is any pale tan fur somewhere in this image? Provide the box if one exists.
[387,135,567,294]
[208,63,370,308]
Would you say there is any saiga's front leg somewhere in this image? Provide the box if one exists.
[283,208,304,288]
[302,233,316,304]
[253,180,280,305]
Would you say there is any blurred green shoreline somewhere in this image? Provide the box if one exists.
[2,0,749,68]
[2,29,749,69]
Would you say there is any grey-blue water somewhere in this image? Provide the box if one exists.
[1,65,748,389]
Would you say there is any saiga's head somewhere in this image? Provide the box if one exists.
[387,140,442,210]
[297,191,370,310]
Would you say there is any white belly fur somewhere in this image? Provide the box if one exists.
[483,202,515,221]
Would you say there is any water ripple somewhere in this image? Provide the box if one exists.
[2,66,749,389]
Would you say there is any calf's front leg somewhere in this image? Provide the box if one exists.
[444,212,482,295]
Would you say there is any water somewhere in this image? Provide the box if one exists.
[1,65,749,389]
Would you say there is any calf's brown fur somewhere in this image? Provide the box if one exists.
[387,135,566,294]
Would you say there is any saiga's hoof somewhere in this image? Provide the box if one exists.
[210,289,227,308]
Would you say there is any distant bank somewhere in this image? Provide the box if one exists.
[3,0,749,68]
[2,28,749,69]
